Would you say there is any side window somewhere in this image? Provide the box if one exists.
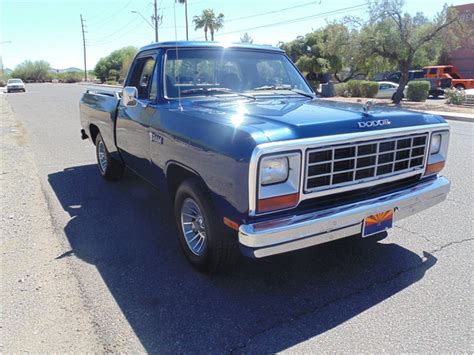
[128,56,157,100]
[429,68,437,75]
[380,84,389,90]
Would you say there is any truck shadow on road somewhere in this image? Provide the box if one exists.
[48,164,436,352]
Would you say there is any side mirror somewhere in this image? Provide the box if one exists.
[122,86,138,107]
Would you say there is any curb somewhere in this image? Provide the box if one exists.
[435,114,474,123]
[420,110,474,124]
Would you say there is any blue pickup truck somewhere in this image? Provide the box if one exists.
[80,41,451,272]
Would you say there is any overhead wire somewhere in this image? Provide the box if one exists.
[191,3,367,40]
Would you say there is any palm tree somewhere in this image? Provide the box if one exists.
[193,9,224,41]
[175,0,189,40]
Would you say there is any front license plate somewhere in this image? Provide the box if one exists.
[362,210,393,237]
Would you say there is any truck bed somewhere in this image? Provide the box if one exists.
[80,89,121,155]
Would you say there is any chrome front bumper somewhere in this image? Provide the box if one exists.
[239,177,450,258]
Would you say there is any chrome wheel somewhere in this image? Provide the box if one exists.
[181,198,207,256]
[97,140,108,173]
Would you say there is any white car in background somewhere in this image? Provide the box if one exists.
[6,78,26,93]
[376,81,407,100]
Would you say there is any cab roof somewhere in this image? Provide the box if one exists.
[139,41,284,53]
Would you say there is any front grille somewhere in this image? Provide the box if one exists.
[305,133,428,193]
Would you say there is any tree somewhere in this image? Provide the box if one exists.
[193,9,224,41]
[360,0,460,103]
[176,0,189,40]
[240,32,253,44]
[93,46,137,83]
[11,60,51,82]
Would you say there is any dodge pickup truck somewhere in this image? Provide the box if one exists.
[80,42,451,272]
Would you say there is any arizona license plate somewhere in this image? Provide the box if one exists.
[362,210,394,237]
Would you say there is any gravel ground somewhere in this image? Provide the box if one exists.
[1,95,101,352]
[1,84,473,353]
[321,96,474,116]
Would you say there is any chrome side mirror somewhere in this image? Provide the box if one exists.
[122,86,138,107]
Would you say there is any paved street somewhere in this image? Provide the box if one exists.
[2,83,473,352]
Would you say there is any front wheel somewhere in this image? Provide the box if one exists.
[95,133,124,181]
[174,178,238,272]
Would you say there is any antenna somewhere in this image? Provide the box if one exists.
[173,1,183,111]
[80,14,88,81]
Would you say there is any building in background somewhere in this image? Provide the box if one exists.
[449,3,474,78]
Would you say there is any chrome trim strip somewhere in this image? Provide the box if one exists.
[248,123,450,216]
[240,177,450,257]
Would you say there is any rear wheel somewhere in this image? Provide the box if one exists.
[174,178,238,272]
[455,84,465,90]
[95,133,124,181]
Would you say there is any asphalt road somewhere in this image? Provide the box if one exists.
[3,83,473,352]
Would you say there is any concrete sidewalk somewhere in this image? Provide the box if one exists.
[417,110,474,123]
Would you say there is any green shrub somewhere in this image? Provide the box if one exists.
[360,81,379,98]
[444,88,465,105]
[407,80,430,102]
[346,80,362,97]
[346,80,379,98]
[106,80,119,85]
[334,83,348,97]
[58,71,83,83]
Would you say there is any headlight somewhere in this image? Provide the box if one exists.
[430,134,441,155]
[425,130,449,176]
[260,156,289,186]
[256,153,301,214]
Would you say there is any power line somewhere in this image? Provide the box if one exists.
[87,0,133,30]
[192,3,367,40]
[225,1,322,23]
[80,14,88,81]
[89,18,139,45]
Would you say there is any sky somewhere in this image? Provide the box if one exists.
[1,0,470,70]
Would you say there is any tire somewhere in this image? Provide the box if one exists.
[174,177,238,272]
[455,84,465,90]
[95,133,124,181]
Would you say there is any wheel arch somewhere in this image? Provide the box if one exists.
[89,124,100,144]
[165,161,209,201]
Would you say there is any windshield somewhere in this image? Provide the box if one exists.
[8,79,23,84]
[164,48,313,98]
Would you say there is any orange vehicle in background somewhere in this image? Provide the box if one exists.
[424,65,474,90]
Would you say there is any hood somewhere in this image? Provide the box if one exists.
[189,97,445,143]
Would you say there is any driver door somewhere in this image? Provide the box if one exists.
[116,52,157,180]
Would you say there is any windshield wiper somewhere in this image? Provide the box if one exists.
[179,87,256,100]
[253,85,314,99]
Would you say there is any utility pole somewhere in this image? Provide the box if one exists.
[80,14,88,81]
[153,0,159,42]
